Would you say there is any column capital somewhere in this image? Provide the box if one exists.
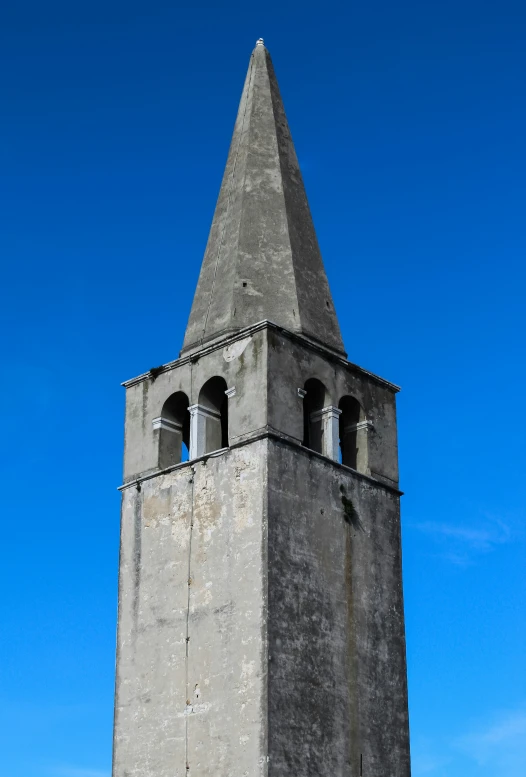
[343,420,374,434]
[310,405,342,423]
[152,417,183,433]
[188,403,222,420]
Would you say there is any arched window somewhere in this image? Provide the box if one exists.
[339,395,368,472]
[154,392,190,469]
[190,376,229,457]
[302,378,330,454]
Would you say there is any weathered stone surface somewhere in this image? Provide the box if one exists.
[267,439,410,776]
[113,442,268,777]
[113,432,410,777]
[181,41,345,357]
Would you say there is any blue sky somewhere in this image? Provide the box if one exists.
[1,1,525,775]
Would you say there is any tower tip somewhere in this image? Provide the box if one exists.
[182,31,345,357]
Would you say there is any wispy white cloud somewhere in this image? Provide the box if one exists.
[410,734,451,776]
[51,768,110,777]
[413,514,513,564]
[411,750,449,775]
[455,708,526,775]
[416,519,510,550]
[411,707,526,776]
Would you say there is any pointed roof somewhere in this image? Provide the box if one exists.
[181,39,345,356]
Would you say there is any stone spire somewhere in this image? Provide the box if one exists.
[181,39,345,356]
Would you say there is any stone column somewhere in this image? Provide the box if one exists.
[341,419,373,472]
[152,416,184,468]
[310,406,342,461]
[189,404,222,459]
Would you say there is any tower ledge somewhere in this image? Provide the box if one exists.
[118,426,403,496]
[122,319,400,393]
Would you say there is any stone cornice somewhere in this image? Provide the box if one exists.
[118,426,403,497]
[121,320,401,394]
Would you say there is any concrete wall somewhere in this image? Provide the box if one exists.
[113,442,268,777]
[114,437,409,776]
[267,440,410,777]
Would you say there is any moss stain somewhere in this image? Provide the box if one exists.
[340,484,363,530]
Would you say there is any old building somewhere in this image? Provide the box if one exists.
[112,39,411,777]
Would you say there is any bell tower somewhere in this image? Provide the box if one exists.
[112,39,411,777]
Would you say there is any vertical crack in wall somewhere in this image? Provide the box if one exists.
[345,500,360,776]
[132,486,143,647]
[184,466,196,774]
[260,439,270,772]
